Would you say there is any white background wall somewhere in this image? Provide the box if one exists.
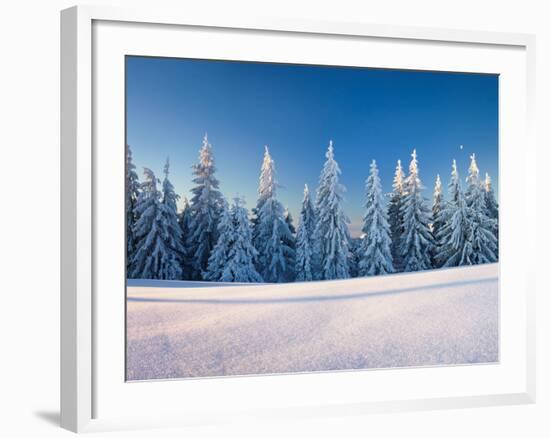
[0,0,547,436]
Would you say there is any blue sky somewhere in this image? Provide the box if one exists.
[126,56,499,237]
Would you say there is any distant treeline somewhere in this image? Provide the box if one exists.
[126,135,498,283]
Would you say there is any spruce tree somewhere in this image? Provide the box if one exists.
[282,208,296,281]
[348,238,362,278]
[484,173,499,220]
[178,197,193,280]
[484,172,499,258]
[159,158,185,279]
[387,160,406,272]
[284,208,296,235]
[252,146,276,247]
[221,198,263,282]
[130,168,181,279]
[204,200,234,282]
[313,141,351,280]
[436,160,474,267]
[465,154,498,264]
[431,174,445,267]
[295,184,316,281]
[254,146,295,282]
[358,160,394,276]
[126,145,140,276]
[400,150,434,272]
[186,134,224,280]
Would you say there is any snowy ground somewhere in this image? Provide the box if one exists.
[126,263,498,380]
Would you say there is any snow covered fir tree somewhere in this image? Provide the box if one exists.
[178,197,194,280]
[387,160,406,272]
[465,154,499,264]
[436,160,474,267]
[186,134,224,280]
[203,200,233,282]
[252,146,276,249]
[358,160,394,276]
[430,174,445,267]
[126,145,140,275]
[253,146,295,282]
[126,135,499,284]
[222,198,263,282]
[484,172,499,251]
[129,167,183,280]
[160,158,186,276]
[399,150,435,272]
[313,141,351,280]
[295,184,316,281]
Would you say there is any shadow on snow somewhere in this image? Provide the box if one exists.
[127,277,496,306]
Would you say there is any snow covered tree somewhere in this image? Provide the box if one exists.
[484,173,499,220]
[130,168,161,278]
[295,219,313,282]
[300,184,316,240]
[465,154,498,264]
[387,160,406,272]
[432,175,444,235]
[158,158,185,279]
[399,150,434,272]
[130,168,182,279]
[313,141,351,280]
[257,198,295,282]
[484,172,499,257]
[436,160,474,267]
[358,160,394,276]
[204,200,233,282]
[252,146,276,247]
[186,134,224,280]
[253,146,295,282]
[430,174,445,267]
[282,208,296,281]
[284,208,296,235]
[295,184,316,281]
[348,238,362,278]
[178,197,193,280]
[126,145,140,276]
[221,198,263,282]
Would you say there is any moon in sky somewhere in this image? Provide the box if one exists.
[459,144,464,150]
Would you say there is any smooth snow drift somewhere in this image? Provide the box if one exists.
[126,263,498,381]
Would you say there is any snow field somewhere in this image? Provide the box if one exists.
[126,263,498,380]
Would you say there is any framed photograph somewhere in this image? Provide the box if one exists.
[61,5,536,433]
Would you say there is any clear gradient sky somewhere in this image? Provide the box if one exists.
[126,56,499,237]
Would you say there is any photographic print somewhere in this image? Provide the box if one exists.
[125,56,499,381]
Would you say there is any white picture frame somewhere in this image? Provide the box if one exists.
[60,4,536,433]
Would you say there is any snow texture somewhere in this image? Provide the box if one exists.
[126,263,498,380]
